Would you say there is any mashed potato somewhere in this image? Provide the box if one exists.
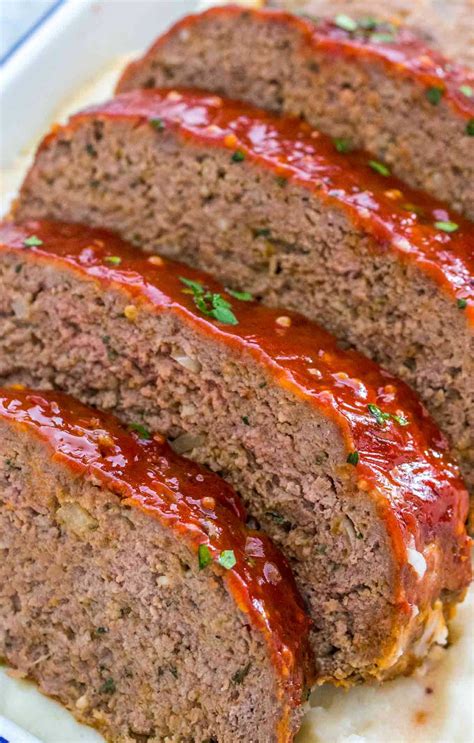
[1,585,472,742]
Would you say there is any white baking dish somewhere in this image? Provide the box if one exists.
[0,1,472,741]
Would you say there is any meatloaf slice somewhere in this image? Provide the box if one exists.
[0,387,314,742]
[116,5,474,218]
[0,219,470,685]
[15,89,474,488]
[265,0,474,68]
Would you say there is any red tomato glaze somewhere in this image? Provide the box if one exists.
[0,219,470,613]
[0,386,316,734]
[120,4,474,118]
[58,88,473,318]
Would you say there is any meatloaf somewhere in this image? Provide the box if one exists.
[265,0,474,68]
[0,219,470,685]
[115,5,474,218]
[0,387,315,742]
[15,88,474,488]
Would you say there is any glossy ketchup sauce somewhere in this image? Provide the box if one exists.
[0,386,316,737]
[138,5,474,118]
[58,88,474,316]
[0,219,470,606]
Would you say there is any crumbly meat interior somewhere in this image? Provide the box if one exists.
[116,13,474,217]
[0,426,288,742]
[0,254,397,681]
[16,118,473,486]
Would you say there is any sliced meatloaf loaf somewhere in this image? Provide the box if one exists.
[265,0,474,68]
[0,387,315,742]
[0,219,470,685]
[15,89,474,488]
[115,5,474,218]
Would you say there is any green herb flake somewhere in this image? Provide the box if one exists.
[254,228,271,238]
[392,413,409,427]
[232,663,251,684]
[99,678,116,694]
[334,13,358,32]
[275,175,288,187]
[231,150,245,163]
[227,288,253,301]
[333,137,353,153]
[370,32,395,43]
[218,550,236,569]
[367,403,391,426]
[266,510,285,525]
[179,277,238,325]
[459,85,473,97]
[23,235,43,247]
[150,118,165,131]
[358,16,378,30]
[346,451,359,465]
[242,415,250,425]
[401,202,425,217]
[86,143,97,157]
[457,298,468,310]
[128,422,152,440]
[368,403,409,427]
[425,86,444,105]
[369,160,391,177]
[198,544,212,570]
[434,220,459,233]
[104,256,122,265]
[466,119,474,136]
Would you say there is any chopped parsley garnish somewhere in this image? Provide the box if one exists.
[434,220,459,233]
[198,544,212,570]
[95,626,108,635]
[227,288,253,301]
[150,118,165,131]
[218,550,236,569]
[275,175,288,187]
[333,137,353,153]
[266,511,285,525]
[401,202,425,217]
[242,416,250,425]
[104,256,122,265]
[459,85,473,97]
[370,32,395,43]
[368,403,409,427]
[334,13,358,32]
[369,160,391,177]
[128,422,152,439]
[99,678,116,694]
[346,451,359,465]
[368,403,391,425]
[231,150,245,162]
[392,413,409,426]
[179,277,238,325]
[425,86,444,105]
[232,663,251,684]
[358,16,378,30]
[23,235,43,247]
[466,119,474,136]
[457,298,467,310]
[86,143,97,157]
[254,228,271,238]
